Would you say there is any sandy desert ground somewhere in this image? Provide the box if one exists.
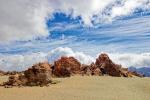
[0,76,150,100]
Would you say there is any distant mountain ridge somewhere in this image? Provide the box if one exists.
[128,67,150,77]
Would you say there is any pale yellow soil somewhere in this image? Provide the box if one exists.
[0,75,150,100]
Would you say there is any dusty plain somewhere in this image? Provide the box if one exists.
[0,75,150,100]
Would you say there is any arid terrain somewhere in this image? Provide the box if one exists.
[0,75,150,100]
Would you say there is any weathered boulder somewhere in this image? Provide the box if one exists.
[80,63,102,76]
[24,62,52,86]
[93,67,102,76]
[95,53,123,76]
[90,63,102,76]
[80,64,91,75]
[2,62,52,87]
[53,57,81,77]
[95,53,143,77]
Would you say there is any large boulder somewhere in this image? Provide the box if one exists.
[2,62,52,87]
[53,57,81,77]
[95,53,123,76]
[95,53,143,77]
[24,62,52,86]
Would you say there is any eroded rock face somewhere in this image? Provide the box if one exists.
[80,63,102,76]
[95,53,143,77]
[1,53,144,88]
[2,62,52,87]
[53,57,81,77]
[80,64,91,76]
[24,62,52,86]
[95,53,123,76]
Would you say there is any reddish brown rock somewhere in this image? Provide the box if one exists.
[95,53,122,76]
[53,56,81,77]
[2,62,52,87]
[92,67,102,76]
[90,63,102,76]
[80,63,102,76]
[24,62,52,86]
[95,53,143,77]
[80,64,90,75]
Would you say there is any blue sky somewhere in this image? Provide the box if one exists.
[0,0,150,71]
[1,11,150,56]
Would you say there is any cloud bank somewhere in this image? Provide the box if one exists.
[0,52,47,71]
[47,47,94,65]
[0,0,149,42]
[109,53,150,68]
[0,0,52,42]
[0,47,94,71]
[0,47,150,71]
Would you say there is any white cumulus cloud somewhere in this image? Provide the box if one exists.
[1,47,150,71]
[47,47,95,65]
[109,53,150,68]
[0,0,52,42]
[0,52,47,71]
[0,47,94,71]
[0,0,149,42]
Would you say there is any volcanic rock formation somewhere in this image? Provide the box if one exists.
[0,53,143,87]
[2,62,52,87]
[95,53,143,77]
[47,54,142,77]
[24,62,52,86]
[53,56,81,77]
[80,63,102,76]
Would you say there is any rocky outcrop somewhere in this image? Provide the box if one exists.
[80,64,91,76]
[81,63,102,76]
[53,57,81,77]
[2,62,52,87]
[1,53,144,88]
[24,62,52,86]
[51,54,142,77]
[95,53,121,76]
[95,53,143,77]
